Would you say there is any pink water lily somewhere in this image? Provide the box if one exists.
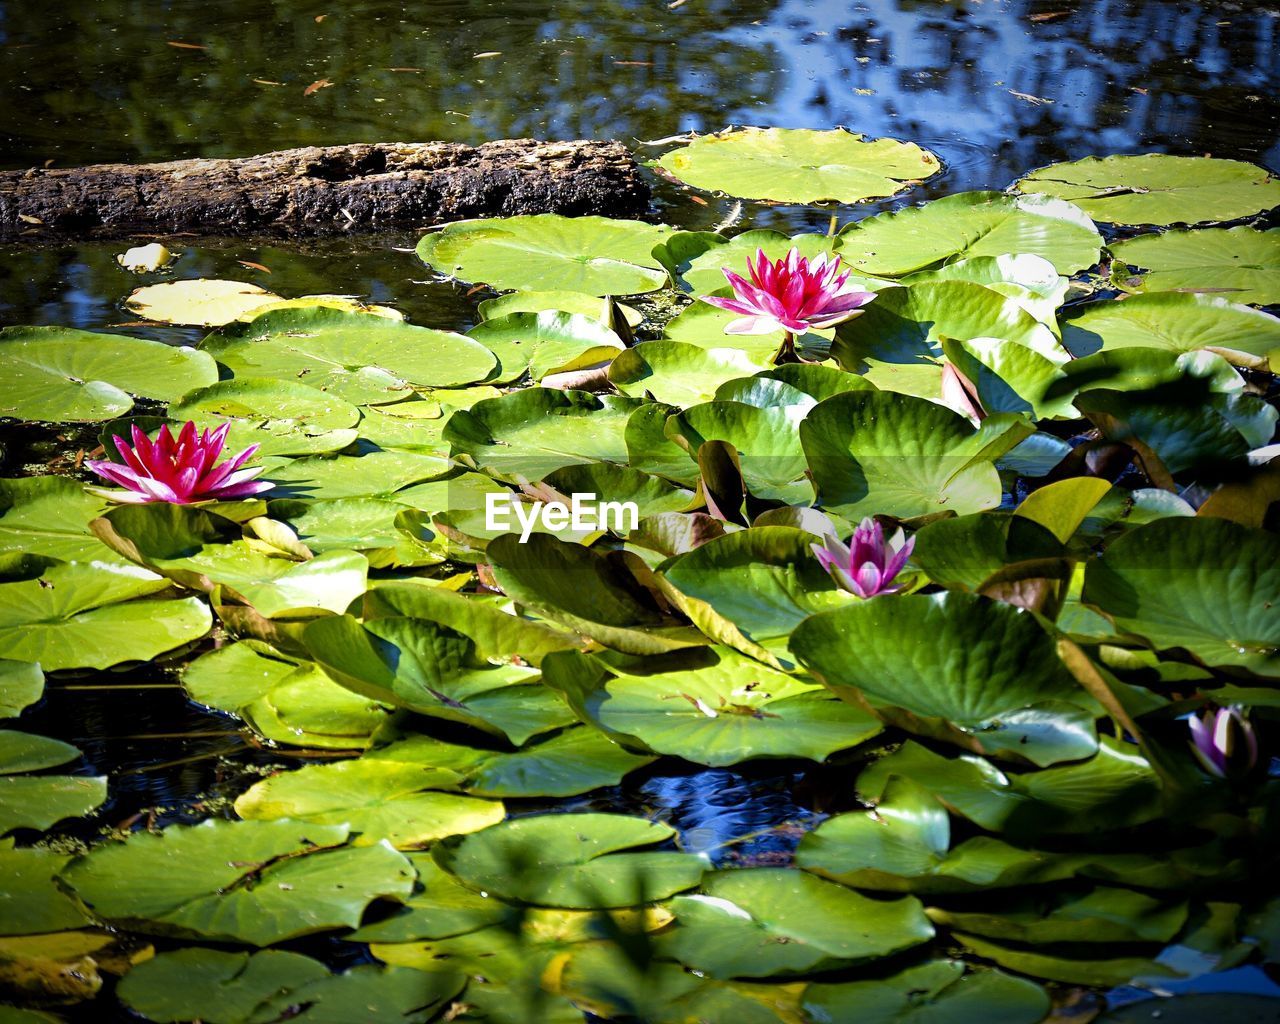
[86,422,273,505]
[812,517,914,598]
[701,247,876,362]
[1188,704,1258,779]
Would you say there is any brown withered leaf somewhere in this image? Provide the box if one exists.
[237,260,272,275]
[167,40,208,50]
[304,78,334,96]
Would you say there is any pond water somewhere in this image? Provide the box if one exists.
[1,1,1279,1021]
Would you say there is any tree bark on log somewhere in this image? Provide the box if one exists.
[0,140,651,241]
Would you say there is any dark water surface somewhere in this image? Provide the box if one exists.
[2,0,1280,1019]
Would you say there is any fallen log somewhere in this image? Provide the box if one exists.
[0,139,651,241]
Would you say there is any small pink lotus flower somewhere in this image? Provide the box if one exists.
[1188,705,1258,779]
[86,422,273,505]
[812,517,914,598]
[701,248,876,362]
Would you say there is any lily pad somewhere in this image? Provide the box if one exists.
[1082,517,1280,676]
[167,379,360,459]
[466,311,624,383]
[264,448,451,500]
[269,498,443,569]
[59,819,415,945]
[125,279,280,326]
[349,854,515,941]
[609,342,766,406]
[433,813,705,908]
[0,661,42,719]
[116,948,463,1024]
[234,760,504,848]
[417,214,674,295]
[790,591,1096,765]
[800,391,1031,520]
[653,127,940,204]
[902,253,1069,328]
[445,389,641,480]
[0,478,117,564]
[0,561,209,671]
[543,645,881,766]
[1014,154,1280,226]
[837,191,1103,275]
[676,229,872,296]
[659,868,933,978]
[204,307,497,404]
[0,731,79,774]
[1110,226,1280,305]
[0,327,218,422]
[0,842,93,935]
[665,401,811,503]
[802,959,1050,1024]
[477,289,642,327]
[1059,293,1280,363]
[0,776,107,835]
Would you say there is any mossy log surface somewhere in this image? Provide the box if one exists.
[0,139,651,240]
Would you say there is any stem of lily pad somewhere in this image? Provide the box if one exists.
[772,330,799,365]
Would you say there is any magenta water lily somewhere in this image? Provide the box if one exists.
[701,247,876,362]
[87,422,273,505]
[812,517,915,598]
[1188,704,1258,779]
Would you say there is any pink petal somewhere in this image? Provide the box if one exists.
[724,315,785,335]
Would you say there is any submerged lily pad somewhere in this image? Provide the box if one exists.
[204,307,497,403]
[1014,154,1280,226]
[1110,226,1280,306]
[790,591,1096,765]
[59,819,415,945]
[433,813,704,908]
[1083,517,1280,677]
[837,191,1103,275]
[659,868,933,978]
[0,327,218,422]
[125,279,280,326]
[654,127,940,204]
[417,215,674,295]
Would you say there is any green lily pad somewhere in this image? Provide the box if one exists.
[264,448,451,500]
[1060,293,1280,362]
[0,477,117,565]
[857,737,1162,837]
[540,462,695,521]
[665,401,811,503]
[653,127,940,204]
[302,613,574,744]
[1014,154,1280,226]
[940,336,1073,419]
[167,379,360,459]
[802,959,1050,1024]
[350,854,516,941]
[0,731,79,774]
[0,776,107,835]
[59,819,415,945]
[609,342,767,407]
[235,760,504,849]
[831,281,1066,373]
[903,253,1069,328]
[0,842,93,935]
[1110,226,1280,305]
[1082,517,1280,676]
[433,813,704,908]
[477,289,642,328]
[204,307,497,404]
[928,886,1188,944]
[790,591,1096,765]
[801,391,1031,520]
[837,191,1103,275]
[677,230,865,295]
[660,299,798,364]
[659,868,933,978]
[0,661,42,719]
[417,215,674,295]
[269,499,444,569]
[466,311,625,383]
[366,725,655,799]
[543,645,881,766]
[92,504,368,617]
[0,561,210,671]
[116,948,464,1024]
[0,327,218,422]
[445,389,641,480]
[952,933,1181,987]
